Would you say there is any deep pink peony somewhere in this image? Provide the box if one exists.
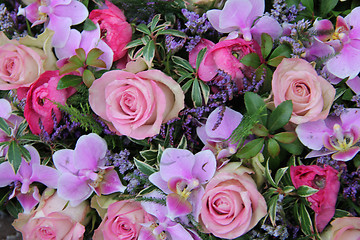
[272,58,335,124]
[290,165,340,232]
[89,70,184,139]
[93,200,153,240]
[199,162,267,239]
[24,70,75,135]
[89,0,132,62]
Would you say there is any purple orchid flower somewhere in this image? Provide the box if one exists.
[296,108,360,161]
[149,148,216,221]
[0,145,59,213]
[313,7,360,79]
[54,25,114,70]
[197,106,242,160]
[139,191,200,240]
[206,0,282,42]
[53,133,125,206]
[18,0,88,48]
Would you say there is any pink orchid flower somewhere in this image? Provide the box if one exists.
[53,133,125,206]
[296,108,360,161]
[206,0,282,42]
[314,7,360,79]
[0,145,59,213]
[18,0,88,48]
[149,148,216,221]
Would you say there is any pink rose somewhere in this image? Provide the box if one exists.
[197,38,259,89]
[89,70,184,139]
[13,189,90,240]
[199,162,267,239]
[89,0,132,62]
[0,30,56,90]
[322,217,360,240]
[290,165,340,232]
[24,70,75,135]
[93,200,153,240]
[272,58,336,124]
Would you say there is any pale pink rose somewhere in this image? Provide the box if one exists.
[322,217,360,240]
[0,30,56,90]
[13,189,90,240]
[199,162,267,239]
[89,70,184,139]
[93,200,153,240]
[272,58,336,124]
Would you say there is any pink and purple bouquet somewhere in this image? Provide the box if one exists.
[0,0,360,239]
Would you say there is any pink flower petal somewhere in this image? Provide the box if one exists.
[296,120,333,150]
[53,0,88,25]
[16,186,40,214]
[159,148,195,181]
[47,14,72,48]
[326,44,360,79]
[192,150,216,184]
[54,29,81,60]
[346,76,360,94]
[98,168,126,195]
[166,193,192,220]
[0,161,17,187]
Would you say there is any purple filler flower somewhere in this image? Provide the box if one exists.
[296,108,360,161]
[149,148,216,221]
[206,0,282,42]
[197,106,242,160]
[18,0,88,48]
[53,133,125,206]
[0,145,59,213]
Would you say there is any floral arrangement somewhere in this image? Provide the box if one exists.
[0,0,360,239]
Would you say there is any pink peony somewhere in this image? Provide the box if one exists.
[290,165,340,232]
[93,200,153,240]
[199,162,267,239]
[24,70,75,135]
[89,0,132,62]
[321,217,360,240]
[89,70,184,139]
[13,189,90,240]
[272,58,335,124]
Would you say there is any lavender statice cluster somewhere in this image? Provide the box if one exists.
[352,94,360,107]
[332,103,347,116]
[165,34,186,53]
[240,71,264,94]
[0,2,27,39]
[279,19,311,56]
[270,0,305,23]
[341,168,360,210]
[0,4,14,34]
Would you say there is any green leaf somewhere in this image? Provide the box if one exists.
[82,69,95,88]
[283,186,295,193]
[274,167,288,185]
[244,92,267,125]
[269,44,292,59]
[75,48,87,62]
[251,123,269,137]
[153,22,171,32]
[172,56,194,72]
[138,185,157,196]
[134,158,157,176]
[157,29,187,38]
[192,78,202,107]
[267,100,293,132]
[236,138,264,159]
[0,118,11,136]
[68,55,83,67]
[137,24,151,35]
[268,194,279,226]
[57,75,82,90]
[334,209,351,218]
[297,185,319,197]
[83,18,97,31]
[143,40,155,67]
[15,121,28,139]
[7,141,22,173]
[279,138,304,155]
[196,47,207,70]
[265,159,278,188]
[126,38,145,49]
[6,200,22,218]
[261,33,273,59]
[86,48,104,66]
[273,132,297,144]
[320,0,338,16]
[140,150,158,162]
[149,14,161,32]
[157,145,164,164]
[299,204,314,236]
[199,80,210,105]
[240,53,261,68]
[177,135,187,149]
[267,138,280,158]
[18,133,40,141]
[59,62,80,75]
[267,56,287,67]
[18,145,31,163]
[181,79,194,93]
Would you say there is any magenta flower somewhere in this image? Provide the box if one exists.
[197,106,242,160]
[149,148,216,221]
[314,7,360,79]
[18,0,88,48]
[53,133,125,206]
[0,145,59,213]
[54,25,114,69]
[206,0,282,41]
[296,108,360,161]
